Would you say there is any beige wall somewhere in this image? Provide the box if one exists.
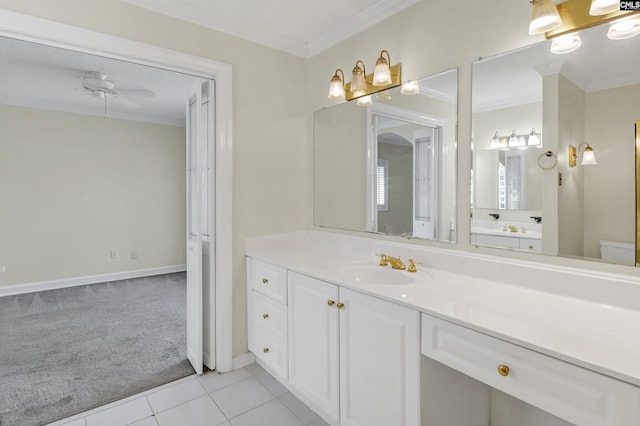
[0,104,186,285]
[583,84,640,258]
[557,75,586,258]
[0,0,309,357]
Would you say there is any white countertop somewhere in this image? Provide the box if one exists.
[246,230,640,387]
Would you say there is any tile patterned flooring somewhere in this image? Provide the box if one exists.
[48,363,329,426]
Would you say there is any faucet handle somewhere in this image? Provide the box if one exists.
[376,253,390,267]
[407,259,420,272]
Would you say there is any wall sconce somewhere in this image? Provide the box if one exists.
[328,50,402,102]
[569,142,598,167]
[490,129,542,149]
[529,0,640,55]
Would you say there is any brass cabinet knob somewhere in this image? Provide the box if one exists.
[263,347,269,353]
[337,303,345,310]
[263,313,269,319]
[328,300,335,307]
[497,364,510,377]
[262,278,269,284]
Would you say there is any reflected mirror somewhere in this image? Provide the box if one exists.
[314,69,458,242]
[471,21,640,265]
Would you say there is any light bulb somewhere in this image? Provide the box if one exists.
[608,16,640,40]
[589,0,620,16]
[550,32,582,54]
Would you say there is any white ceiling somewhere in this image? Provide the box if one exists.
[122,0,419,57]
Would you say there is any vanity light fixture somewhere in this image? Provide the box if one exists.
[529,0,563,35]
[509,130,527,147]
[401,80,420,95]
[550,32,583,53]
[490,132,503,149]
[350,60,367,94]
[329,50,402,102]
[372,50,392,86]
[328,69,345,100]
[527,128,541,146]
[539,0,639,54]
[607,15,640,39]
[589,0,620,16]
[569,142,598,167]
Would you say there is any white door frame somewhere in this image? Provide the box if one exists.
[0,10,234,372]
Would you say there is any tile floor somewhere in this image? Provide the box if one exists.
[48,363,329,426]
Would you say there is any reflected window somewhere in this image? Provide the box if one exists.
[377,159,389,211]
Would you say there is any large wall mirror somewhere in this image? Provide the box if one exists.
[471,21,640,266]
[314,69,458,242]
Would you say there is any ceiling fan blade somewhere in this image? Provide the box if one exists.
[117,88,156,99]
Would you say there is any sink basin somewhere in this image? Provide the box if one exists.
[338,263,416,285]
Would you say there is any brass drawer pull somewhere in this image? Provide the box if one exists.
[497,364,510,377]
[263,347,269,353]
[337,303,345,310]
[328,300,335,307]
[263,313,269,319]
[262,278,269,284]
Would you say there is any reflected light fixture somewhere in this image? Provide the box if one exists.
[508,130,526,147]
[401,80,420,95]
[529,0,563,35]
[589,0,620,16]
[490,131,502,149]
[372,50,392,86]
[327,69,345,100]
[356,95,373,106]
[550,32,583,54]
[350,60,367,94]
[569,142,598,167]
[607,16,640,40]
[527,128,541,146]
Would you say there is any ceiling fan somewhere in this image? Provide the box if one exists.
[81,71,155,116]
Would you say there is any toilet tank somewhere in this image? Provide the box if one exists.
[599,240,635,265]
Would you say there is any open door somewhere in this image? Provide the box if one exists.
[414,128,437,239]
[186,81,214,375]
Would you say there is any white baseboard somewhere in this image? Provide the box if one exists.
[232,352,256,370]
[0,265,187,297]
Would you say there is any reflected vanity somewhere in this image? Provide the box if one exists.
[471,22,640,265]
[314,69,458,243]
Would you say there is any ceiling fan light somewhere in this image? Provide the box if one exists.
[607,16,640,40]
[589,0,620,16]
[529,0,563,35]
[550,32,582,54]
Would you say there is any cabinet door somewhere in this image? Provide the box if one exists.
[339,287,420,426]
[288,272,340,420]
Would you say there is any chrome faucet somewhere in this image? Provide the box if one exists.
[378,254,406,270]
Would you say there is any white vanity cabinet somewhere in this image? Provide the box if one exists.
[288,271,420,426]
[246,258,288,379]
[422,314,640,426]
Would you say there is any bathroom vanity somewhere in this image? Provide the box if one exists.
[246,230,640,426]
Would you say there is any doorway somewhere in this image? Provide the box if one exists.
[0,10,233,373]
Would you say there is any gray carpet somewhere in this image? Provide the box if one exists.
[0,272,195,426]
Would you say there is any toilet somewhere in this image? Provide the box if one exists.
[599,240,635,265]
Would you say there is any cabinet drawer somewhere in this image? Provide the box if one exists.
[421,314,640,426]
[251,290,287,340]
[472,234,520,249]
[250,259,287,304]
[250,328,287,379]
[519,238,541,252]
